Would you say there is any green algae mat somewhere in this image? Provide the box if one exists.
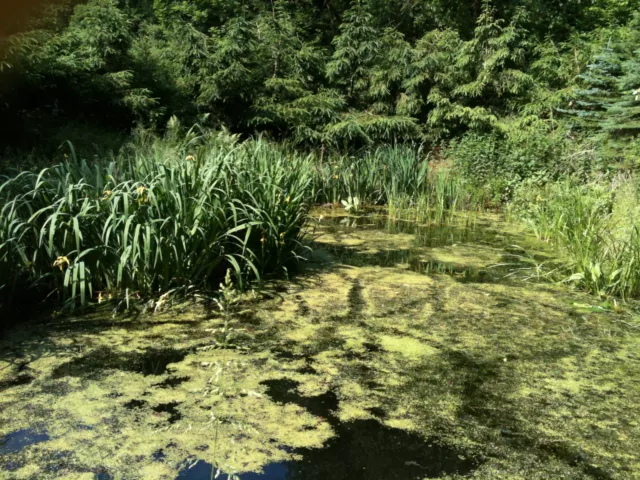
[1,211,639,480]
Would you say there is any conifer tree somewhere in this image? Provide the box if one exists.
[430,2,533,134]
[559,46,622,133]
[404,1,533,139]
[325,1,417,146]
[604,48,640,136]
[402,28,465,122]
[251,4,343,144]
[197,17,265,130]
[326,2,381,107]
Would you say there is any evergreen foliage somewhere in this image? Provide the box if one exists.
[0,0,638,174]
[605,48,640,136]
[560,47,623,132]
[0,0,637,154]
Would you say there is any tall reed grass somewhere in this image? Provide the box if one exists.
[313,146,427,205]
[314,145,483,223]
[511,178,640,299]
[0,134,314,312]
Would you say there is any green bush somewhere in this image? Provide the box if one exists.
[446,121,602,204]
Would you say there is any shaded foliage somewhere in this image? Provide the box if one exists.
[0,0,638,156]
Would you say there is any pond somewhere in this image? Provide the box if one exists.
[1,210,639,479]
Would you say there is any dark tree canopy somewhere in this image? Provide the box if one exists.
[0,0,639,156]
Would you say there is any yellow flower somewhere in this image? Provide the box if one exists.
[260,237,265,244]
[136,185,149,203]
[279,232,285,238]
[98,291,113,303]
[285,195,291,203]
[102,190,113,200]
[53,256,70,271]
[332,174,339,180]
[186,154,195,161]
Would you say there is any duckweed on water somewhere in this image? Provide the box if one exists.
[1,210,639,479]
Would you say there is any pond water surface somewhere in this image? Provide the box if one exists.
[1,210,639,479]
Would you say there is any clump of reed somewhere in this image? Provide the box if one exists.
[387,166,485,225]
[313,145,484,224]
[510,177,640,299]
[0,134,313,312]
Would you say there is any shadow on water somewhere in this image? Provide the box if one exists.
[152,401,183,424]
[0,373,34,391]
[0,429,50,456]
[315,214,554,287]
[153,376,191,388]
[176,379,480,480]
[347,279,366,317]
[177,459,290,480]
[261,379,339,420]
[409,259,496,284]
[402,349,614,480]
[321,242,505,285]
[0,429,50,472]
[51,346,188,378]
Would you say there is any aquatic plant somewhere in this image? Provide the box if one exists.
[0,134,313,312]
[489,245,559,282]
[511,178,640,298]
[314,145,483,224]
[209,269,250,349]
[341,196,360,213]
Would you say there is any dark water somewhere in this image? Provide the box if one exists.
[314,213,552,286]
[261,379,339,420]
[123,399,183,424]
[152,401,183,424]
[0,429,115,478]
[153,376,191,388]
[51,346,188,378]
[316,213,511,249]
[0,429,50,455]
[0,373,34,391]
[177,459,290,479]
[176,378,480,480]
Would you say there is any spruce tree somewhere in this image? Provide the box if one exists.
[197,17,265,130]
[251,4,343,144]
[603,48,640,136]
[559,46,622,133]
[404,1,533,138]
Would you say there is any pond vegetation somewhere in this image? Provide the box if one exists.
[2,0,640,478]
[1,211,639,479]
